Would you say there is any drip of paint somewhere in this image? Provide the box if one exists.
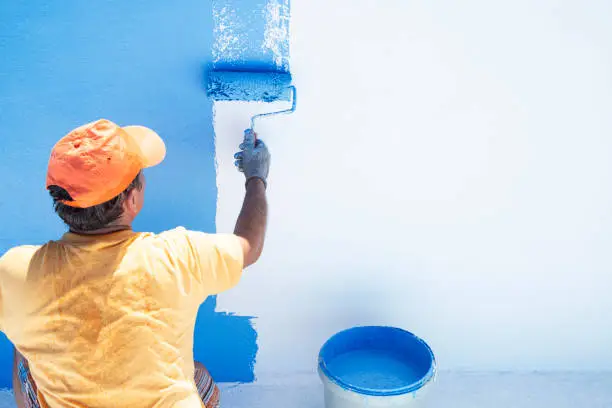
[326,349,422,391]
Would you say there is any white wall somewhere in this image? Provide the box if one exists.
[214,0,612,378]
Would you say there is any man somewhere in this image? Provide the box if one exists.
[0,119,270,407]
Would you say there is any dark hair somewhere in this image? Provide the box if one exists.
[48,172,143,232]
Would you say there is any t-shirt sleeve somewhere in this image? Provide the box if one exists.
[163,228,245,296]
[0,246,39,334]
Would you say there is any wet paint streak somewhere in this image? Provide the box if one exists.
[212,0,291,72]
[206,0,293,382]
[262,0,291,71]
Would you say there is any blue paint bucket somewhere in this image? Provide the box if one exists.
[318,326,436,407]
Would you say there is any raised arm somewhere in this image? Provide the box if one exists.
[233,129,270,267]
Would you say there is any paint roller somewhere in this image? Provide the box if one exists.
[206,70,297,132]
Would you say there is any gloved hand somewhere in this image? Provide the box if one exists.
[234,129,270,188]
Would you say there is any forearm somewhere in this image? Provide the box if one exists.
[234,178,268,266]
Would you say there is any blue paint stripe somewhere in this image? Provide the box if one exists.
[212,0,291,72]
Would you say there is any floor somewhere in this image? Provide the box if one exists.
[1,371,611,407]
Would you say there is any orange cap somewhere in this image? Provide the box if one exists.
[46,119,166,208]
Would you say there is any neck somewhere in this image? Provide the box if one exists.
[70,224,132,235]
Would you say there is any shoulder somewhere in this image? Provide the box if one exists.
[0,245,41,265]
[144,228,241,255]
[0,245,42,279]
[147,227,193,246]
[133,227,204,254]
[154,227,217,245]
[157,226,190,239]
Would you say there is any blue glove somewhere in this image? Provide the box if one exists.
[234,129,270,187]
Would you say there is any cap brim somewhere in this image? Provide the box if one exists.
[124,125,166,168]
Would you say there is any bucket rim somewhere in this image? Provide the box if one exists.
[318,325,436,397]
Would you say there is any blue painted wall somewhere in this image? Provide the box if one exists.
[0,0,259,387]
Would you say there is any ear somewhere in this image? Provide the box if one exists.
[123,188,140,217]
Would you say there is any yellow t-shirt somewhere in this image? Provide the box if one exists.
[0,227,244,408]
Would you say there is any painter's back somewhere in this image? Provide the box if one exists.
[0,228,243,408]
